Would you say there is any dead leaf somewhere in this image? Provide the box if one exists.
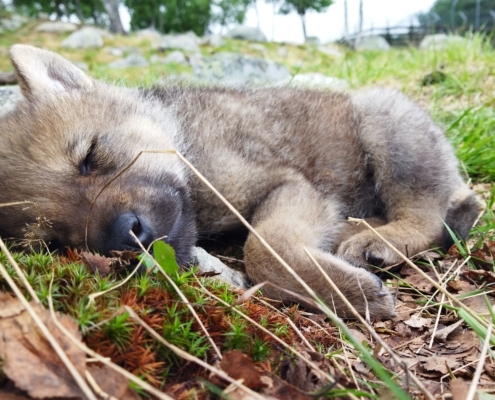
[463,270,495,284]
[0,292,86,398]
[419,356,460,375]
[404,314,432,329]
[450,379,471,400]
[434,319,464,342]
[220,350,263,389]
[88,364,140,400]
[261,372,313,400]
[81,251,111,277]
[403,274,435,292]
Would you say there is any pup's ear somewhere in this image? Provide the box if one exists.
[9,44,93,99]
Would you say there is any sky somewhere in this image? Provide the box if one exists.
[239,0,436,43]
[120,0,437,44]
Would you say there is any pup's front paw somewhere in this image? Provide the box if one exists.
[337,231,401,269]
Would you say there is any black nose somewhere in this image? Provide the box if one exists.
[105,213,154,253]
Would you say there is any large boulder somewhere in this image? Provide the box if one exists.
[61,27,104,48]
[419,34,466,50]
[151,51,188,65]
[289,73,349,91]
[355,35,390,51]
[108,54,149,69]
[0,14,28,31]
[193,52,291,87]
[0,86,23,117]
[225,26,267,42]
[154,32,200,52]
[36,21,78,32]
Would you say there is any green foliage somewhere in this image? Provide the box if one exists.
[138,240,179,275]
[125,0,212,35]
[212,0,251,27]
[423,0,495,27]
[278,0,332,16]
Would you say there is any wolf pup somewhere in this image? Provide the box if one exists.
[0,45,478,318]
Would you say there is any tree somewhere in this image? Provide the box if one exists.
[125,0,212,35]
[423,0,495,28]
[212,0,252,29]
[102,0,125,33]
[277,0,333,41]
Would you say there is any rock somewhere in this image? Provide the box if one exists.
[154,32,200,52]
[61,27,104,48]
[72,61,88,71]
[225,26,267,42]
[0,14,28,31]
[135,28,162,40]
[317,45,344,58]
[193,52,291,87]
[108,54,149,69]
[83,26,113,38]
[0,86,23,117]
[288,73,349,91]
[190,247,249,289]
[250,43,266,53]
[36,21,78,33]
[38,12,50,20]
[277,47,288,58]
[106,47,124,57]
[355,35,390,51]
[151,51,188,65]
[201,34,223,47]
[0,72,17,85]
[419,34,466,50]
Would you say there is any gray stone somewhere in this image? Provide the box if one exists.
[36,21,78,33]
[190,247,249,289]
[106,47,124,57]
[317,45,344,58]
[193,52,291,87]
[61,27,104,48]
[0,14,28,31]
[355,35,390,51]
[288,73,349,91]
[38,12,50,20]
[0,86,23,117]
[136,28,162,40]
[84,26,113,38]
[108,54,149,69]
[151,51,188,65]
[277,47,288,58]
[419,34,466,50]
[250,43,266,53]
[201,34,223,47]
[154,32,200,52]
[225,26,267,42]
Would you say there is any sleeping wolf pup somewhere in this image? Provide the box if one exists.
[0,45,478,318]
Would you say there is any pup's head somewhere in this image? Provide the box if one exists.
[0,45,197,264]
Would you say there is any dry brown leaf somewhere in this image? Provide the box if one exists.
[0,292,86,398]
[404,314,432,329]
[81,251,111,276]
[403,274,435,292]
[419,356,460,375]
[450,379,471,400]
[260,372,313,400]
[463,269,495,283]
[220,350,263,389]
[88,364,141,400]
[434,319,464,342]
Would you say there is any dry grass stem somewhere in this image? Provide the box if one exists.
[303,247,436,400]
[46,276,174,400]
[0,200,35,208]
[347,217,488,328]
[467,320,494,400]
[129,230,223,360]
[0,262,97,399]
[193,277,340,385]
[87,256,145,306]
[286,316,315,351]
[123,305,266,400]
[429,292,445,349]
[0,236,40,303]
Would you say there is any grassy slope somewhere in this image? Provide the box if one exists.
[1,21,495,399]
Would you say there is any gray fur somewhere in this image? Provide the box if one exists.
[0,45,478,318]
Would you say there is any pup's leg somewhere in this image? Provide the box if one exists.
[337,89,478,268]
[244,179,396,318]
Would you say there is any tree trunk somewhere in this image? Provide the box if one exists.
[358,0,363,34]
[344,0,348,43]
[300,12,307,41]
[102,0,125,34]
